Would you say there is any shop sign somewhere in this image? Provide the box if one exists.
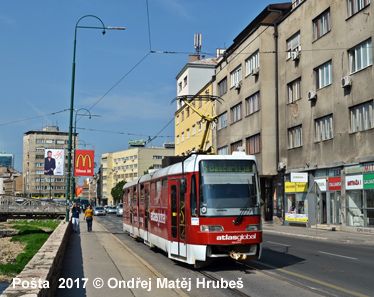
[363,163,374,173]
[296,182,308,192]
[328,168,341,177]
[291,172,308,183]
[285,212,308,222]
[285,212,297,221]
[345,165,362,175]
[315,179,326,192]
[346,175,363,190]
[364,173,374,189]
[285,182,296,193]
[328,177,341,191]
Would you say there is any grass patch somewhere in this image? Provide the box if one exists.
[0,220,61,277]
[8,219,60,231]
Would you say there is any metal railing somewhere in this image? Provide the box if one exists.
[0,195,66,219]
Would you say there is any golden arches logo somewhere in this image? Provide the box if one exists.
[76,154,92,168]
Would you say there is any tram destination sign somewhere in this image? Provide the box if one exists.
[201,160,252,173]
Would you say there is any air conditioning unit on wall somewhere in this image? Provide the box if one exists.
[234,82,241,90]
[307,90,317,100]
[251,67,260,76]
[341,76,352,88]
[291,50,300,61]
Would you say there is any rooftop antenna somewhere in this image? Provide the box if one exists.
[194,33,202,56]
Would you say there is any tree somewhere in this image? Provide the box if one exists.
[143,165,154,176]
[111,180,127,203]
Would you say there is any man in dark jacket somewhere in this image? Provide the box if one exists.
[44,150,56,175]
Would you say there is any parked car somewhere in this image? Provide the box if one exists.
[116,203,123,217]
[93,206,106,216]
[106,206,117,214]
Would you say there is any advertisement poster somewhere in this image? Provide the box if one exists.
[75,150,95,176]
[44,149,64,176]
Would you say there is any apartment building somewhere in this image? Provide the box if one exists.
[23,126,78,198]
[100,145,175,206]
[175,79,215,156]
[277,0,374,230]
[213,3,292,221]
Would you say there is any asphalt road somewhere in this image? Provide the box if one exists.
[96,214,372,297]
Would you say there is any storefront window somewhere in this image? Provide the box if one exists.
[346,190,364,227]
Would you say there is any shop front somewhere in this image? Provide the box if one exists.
[284,180,308,224]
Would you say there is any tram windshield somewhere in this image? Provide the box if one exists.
[199,160,260,217]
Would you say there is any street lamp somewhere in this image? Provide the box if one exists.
[71,108,100,201]
[65,15,125,222]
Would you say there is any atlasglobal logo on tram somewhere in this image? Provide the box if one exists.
[216,234,256,241]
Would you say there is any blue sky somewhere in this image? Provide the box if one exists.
[0,0,287,173]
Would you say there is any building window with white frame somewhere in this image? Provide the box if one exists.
[288,125,303,149]
[315,60,332,89]
[230,103,242,124]
[315,114,334,141]
[218,112,227,130]
[350,101,373,133]
[349,39,372,73]
[245,50,259,76]
[348,0,370,17]
[183,76,187,87]
[293,0,305,8]
[230,66,242,88]
[217,146,228,155]
[187,129,190,139]
[288,77,302,103]
[287,32,301,59]
[218,77,227,96]
[192,125,196,135]
[177,116,179,125]
[181,132,185,142]
[313,9,331,41]
[199,121,202,131]
[246,134,261,154]
[245,92,260,116]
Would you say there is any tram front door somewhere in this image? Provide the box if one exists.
[170,179,187,258]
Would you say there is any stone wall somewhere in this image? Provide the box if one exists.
[1,220,72,297]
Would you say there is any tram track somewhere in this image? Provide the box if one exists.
[234,261,332,297]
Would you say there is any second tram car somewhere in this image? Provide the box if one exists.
[122,152,262,267]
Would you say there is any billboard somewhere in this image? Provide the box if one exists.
[75,150,94,176]
[44,149,64,176]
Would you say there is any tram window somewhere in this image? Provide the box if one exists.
[133,186,137,204]
[161,178,168,206]
[190,174,197,217]
[150,182,156,206]
[180,190,186,240]
[140,184,144,205]
[171,185,178,239]
[155,180,162,205]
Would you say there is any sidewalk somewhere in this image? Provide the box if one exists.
[262,223,374,245]
[55,218,187,297]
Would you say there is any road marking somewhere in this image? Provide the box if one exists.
[267,241,290,247]
[256,262,368,297]
[319,251,358,260]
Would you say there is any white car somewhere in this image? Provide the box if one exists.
[116,203,123,217]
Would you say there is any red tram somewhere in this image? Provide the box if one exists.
[122,152,262,267]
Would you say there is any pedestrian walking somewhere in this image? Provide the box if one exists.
[71,203,81,233]
[84,204,94,232]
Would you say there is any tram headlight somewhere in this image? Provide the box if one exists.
[246,224,262,231]
[200,225,224,232]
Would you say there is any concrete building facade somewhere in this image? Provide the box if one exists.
[100,145,175,206]
[213,3,292,221]
[23,126,78,199]
[276,0,374,230]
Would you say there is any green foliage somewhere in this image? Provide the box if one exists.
[144,165,154,176]
[0,221,59,277]
[8,219,60,231]
[111,180,127,202]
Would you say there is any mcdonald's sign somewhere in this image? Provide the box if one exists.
[75,150,95,176]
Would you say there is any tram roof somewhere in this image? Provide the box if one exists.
[123,153,257,189]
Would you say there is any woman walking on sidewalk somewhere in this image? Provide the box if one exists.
[84,204,94,232]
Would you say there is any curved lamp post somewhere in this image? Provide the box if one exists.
[65,15,125,221]
[71,108,100,201]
